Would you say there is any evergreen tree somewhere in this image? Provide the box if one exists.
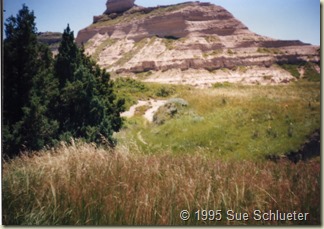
[3,5,125,157]
[54,24,81,88]
[54,25,125,145]
[3,5,59,156]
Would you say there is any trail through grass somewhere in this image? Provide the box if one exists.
[117,81,320,160]
[3,80,321,225]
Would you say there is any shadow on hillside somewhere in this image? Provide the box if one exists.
[266,129,320,163]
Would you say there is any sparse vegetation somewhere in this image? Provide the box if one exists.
[263,75,273,80]
[212,82,232,88]
[204,35,221,43]
[90,3,190,29]
[92,37,117,61]
[135,105,151,116]
[280,62,320,81]
[233,65,248,73]
[257,47,283,55]
[155,86,176,97]
[136,70,153,79]
[227,49,236,55]
[203,49,223,58]
[280,64,300,78]
[162,37,177,50]
[114,38,148,66]
[303,63,320,82]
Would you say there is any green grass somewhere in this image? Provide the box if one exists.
[304,63,320,82]
[113,78,187,110]
[280,64,300,78]
[279,63,320,81]
[117,81,320,160]
[3,79,321,226]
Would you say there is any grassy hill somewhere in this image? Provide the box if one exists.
[3,80,321,225]
[115,80,320,160]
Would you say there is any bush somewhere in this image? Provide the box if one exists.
[280,64,300,78]
[304,63,320,82]
[155,86,175,97]
[153,98,188,125]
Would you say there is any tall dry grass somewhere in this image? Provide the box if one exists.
[3,141,320,225]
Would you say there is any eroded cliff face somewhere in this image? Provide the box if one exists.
[76,1,320,86]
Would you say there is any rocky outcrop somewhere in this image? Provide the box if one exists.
[76,1,320,86]
[104,0,135,14]
[37,32,62,55]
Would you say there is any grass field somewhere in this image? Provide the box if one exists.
[2,80,321,225]
[117,81,320,160]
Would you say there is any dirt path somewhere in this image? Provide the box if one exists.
[121,100,148,118]
[137,131,148,145]
[144,100,167,122]
[121,99,167,122]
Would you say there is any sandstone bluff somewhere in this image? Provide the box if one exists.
[76,1,320,86]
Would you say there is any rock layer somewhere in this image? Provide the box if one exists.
[76,1,320,86]
[104,0,135,14]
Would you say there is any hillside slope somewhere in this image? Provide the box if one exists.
[76,1,320,86]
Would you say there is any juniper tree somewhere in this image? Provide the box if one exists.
[3,5,59,156]
[54,25,125,145]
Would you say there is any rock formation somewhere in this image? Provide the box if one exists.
[104,0,135,14]
[37,32,62,55]
[76,1,320,86]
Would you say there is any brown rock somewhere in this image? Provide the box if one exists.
[104,0,135,14]
[75,1,320,85]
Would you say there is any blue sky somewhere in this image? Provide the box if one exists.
[3,0,320,45]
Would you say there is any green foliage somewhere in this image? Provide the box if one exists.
[113,78,178,110]
[304,63,320,82]
[155,86,175,97]
[54,25,81,88]
[280,63,320,81]
[53,25,124,145]
[280,64,300,78]
[114,78,150,109]
[120,82,320,160]
[3,6,124,157]
[3,5,59,156]
[153,98,189,125]
[212,82,232,88]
